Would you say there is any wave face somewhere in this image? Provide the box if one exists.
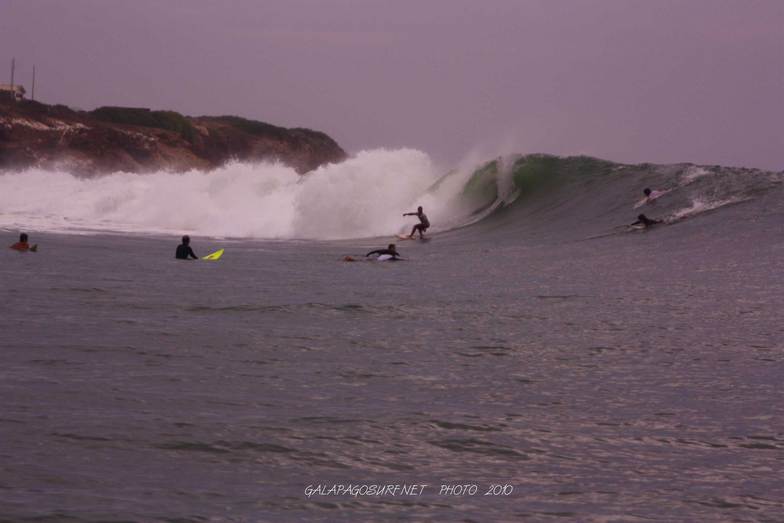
[1,150,781,240]
[458,155,784,241]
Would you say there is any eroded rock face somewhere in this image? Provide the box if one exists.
[0,100,347,175]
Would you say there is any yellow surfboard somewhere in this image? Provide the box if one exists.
[201,248,224,261]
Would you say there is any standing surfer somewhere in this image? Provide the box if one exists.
[403,206,430,239]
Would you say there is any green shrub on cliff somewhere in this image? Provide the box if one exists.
[90,106,196,141]
[211,116,289,141]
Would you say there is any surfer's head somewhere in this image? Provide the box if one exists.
[19,233,28,242]
[417,206,423,213]
[181,235,190,245]
[388,243,396,251]
[638,214,646,220]
[643,188,651,196]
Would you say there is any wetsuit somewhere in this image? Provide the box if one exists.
[10,241,30,252]
[366,248,400,259]
[631,215,661,228]
[175,244,198,259]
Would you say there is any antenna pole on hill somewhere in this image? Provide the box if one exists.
[32,65,36,101]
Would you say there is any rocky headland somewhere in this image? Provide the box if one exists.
[0,98,347,175]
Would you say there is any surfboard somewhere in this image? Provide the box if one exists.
[396,234,430,242]
[634,189,670,208]
[376,254,394,261]
[201,248,224,261]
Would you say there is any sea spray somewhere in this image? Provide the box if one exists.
[0,149,475,239]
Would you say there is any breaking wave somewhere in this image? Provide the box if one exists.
[0,149,781,240]
[0,149,477,239]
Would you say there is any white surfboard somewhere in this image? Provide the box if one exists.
[634,189,670,208]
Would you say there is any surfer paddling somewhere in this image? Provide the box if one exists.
[403,206,430,239]
[630,214,662,229]
[635,187,670,208]
[175,235,199,260]
[366,243,402,260]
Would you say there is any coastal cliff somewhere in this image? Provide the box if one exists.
[0,98,347,175]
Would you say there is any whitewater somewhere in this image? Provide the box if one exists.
[1,149,783,522]
[0,149,481,239]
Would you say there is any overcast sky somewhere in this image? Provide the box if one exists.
[1,0,782,169]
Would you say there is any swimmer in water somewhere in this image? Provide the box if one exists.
[175,235,199,260]
[9,233,37,252]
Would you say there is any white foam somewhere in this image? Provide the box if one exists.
[680,166,712,185]
[0,148,476,240]
[669,196,749,222]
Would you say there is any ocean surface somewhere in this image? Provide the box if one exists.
[1,154,783,522]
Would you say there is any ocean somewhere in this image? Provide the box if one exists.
[1,152,783,522]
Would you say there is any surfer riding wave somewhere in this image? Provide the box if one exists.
[403,206,430,239]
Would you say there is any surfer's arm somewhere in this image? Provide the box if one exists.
[188,247,199,259]
[366,250,380,257]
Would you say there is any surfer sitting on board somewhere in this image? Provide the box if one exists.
[366,243,401,260]
[403,206,430,238]
[630,214,662,229]
[10,233,36,252]
[175,235,199,260]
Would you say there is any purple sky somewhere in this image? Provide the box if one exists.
[2,0,782,170]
